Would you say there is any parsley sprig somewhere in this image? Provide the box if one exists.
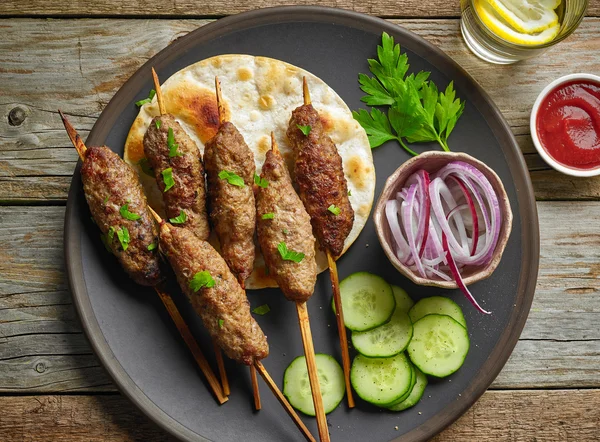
[254,173,269,188]
[167,128,183,158]
[277,242,305,263]
[352,32,465,155]
[189,271,215,292]
[135,89,156,107]
[120,202,141,221]
[219,170,246,187]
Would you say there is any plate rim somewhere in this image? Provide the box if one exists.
[65,6,540,442]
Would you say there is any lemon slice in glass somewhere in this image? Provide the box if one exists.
[475,0,560,45]
[487,0,559,34]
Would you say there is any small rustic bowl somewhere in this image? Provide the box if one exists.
[374,151,513,289]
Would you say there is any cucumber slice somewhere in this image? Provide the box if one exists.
[351,306,413,358]
[391,285,414,313]
[409,296,467,328]
[407,314,470,378]
[387,366,428,411]
[385,362,416,406]
[338,272,395,331]
[283,354,345,416]
[350,353,412,405]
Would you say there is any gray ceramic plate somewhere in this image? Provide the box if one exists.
[65,6,540,442]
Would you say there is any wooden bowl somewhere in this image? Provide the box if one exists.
[373,151,513,288]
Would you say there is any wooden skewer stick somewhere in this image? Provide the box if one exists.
[254,360,316,442]
[270,132,330,442]
[150,208,315,442]
[302,77,355,408]
[214,75,261,407]
[151,68,167,115]
[59,110,227,405]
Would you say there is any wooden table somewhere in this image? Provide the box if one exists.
[1,1,599,440]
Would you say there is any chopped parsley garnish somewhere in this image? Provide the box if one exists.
[328,204,341,216]
[167,128,183,158]
[189,271,215,292]
[162,168,175,192]
[135,89,156,107]
[296,124,312,136]
[262,213,275,220]
[108,226,115,240]
[277,242,305,263]
[282,228,289,235]
[103,195,109,204]
[218,319,224,328]
[254,173,269,188]
[348,189,352,196]
[218,170,246,187]
[147,243,157,251]
[252,304,271,315]
[100,234,112,253]
[120,202,141,221]
[155,120,161,129]
[138,158,154,177]
[116,227,130,251]
[169,210,187,224]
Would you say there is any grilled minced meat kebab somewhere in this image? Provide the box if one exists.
[287,104,354,257]
[204,122,256,282]
[143,114,210,240]
[256,141,317,303]
[82,146,163,286]
[159,223,269,365]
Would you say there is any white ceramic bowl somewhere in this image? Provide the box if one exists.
[530,73,600,178]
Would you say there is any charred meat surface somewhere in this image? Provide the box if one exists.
[256,147,317,303]
[143,114,210,240]
[204,122,256,281]
[287,104,354,257]
[159,223,268,365]
[81,146,163,286]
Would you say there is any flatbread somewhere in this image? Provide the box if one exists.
[125,55,375,289]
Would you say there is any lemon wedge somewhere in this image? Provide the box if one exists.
[487,0,559,34]
[475,0,560,45]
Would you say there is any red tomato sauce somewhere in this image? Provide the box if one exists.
[536,80,600,170]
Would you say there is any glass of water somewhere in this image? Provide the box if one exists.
[460,0,588,64]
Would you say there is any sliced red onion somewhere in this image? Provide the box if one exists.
[385,199,409,263]
[448,176,479,255]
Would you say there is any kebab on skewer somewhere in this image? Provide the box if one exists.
[143,69,230,395]
[255,133,330,442]
[59,111,227,405]
[149,207,316,442]
[203,77,261,409]
[286,78,356,408]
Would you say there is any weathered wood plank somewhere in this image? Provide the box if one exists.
[1,18,599,202]
[0,202,598,392]
[0,390,598,441]
[0,0,598,18]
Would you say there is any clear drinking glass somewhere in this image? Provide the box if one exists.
[460,0,588,64]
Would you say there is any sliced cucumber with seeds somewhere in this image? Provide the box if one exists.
[283,354,345,416]
[351,305,413,358]
[391,285,414,313]
[385,361,416,406]
[407,314,470,378]
[409,296,467,328]
[337,272,395,331]
[350,352,413,406]
[387,366,428,411]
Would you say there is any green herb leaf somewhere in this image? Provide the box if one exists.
[218,170,246,187]
[155,120,161,129]
[169,210,187,224]
[218,319,224,328]
[435,81,465,151]
[100,234,112,253]
[262,212,275,220]
[282,229,289,235]
[358,73,394,106]
[296,124,312,136]
[116,227,130,251]
[254,173,269,188]
[189,271,215,292]
[138,158,154,177]
[119,202,141,221]
[162,168,175,192]
[327,204,341,215]
[135,89,156,107]
[252,304,271,315]
[277,241,305,263]
[108,226,115,240]
[352,108,398,149]
[103,195,110,204]
[368,32,409,92]
[147,243,157,251]
[348,189,352,196]
[167,128,183,158]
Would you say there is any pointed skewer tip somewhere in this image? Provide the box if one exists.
[302,77,311,106]
[270,132,279,154]
[215,76,226,125]
[151,67,167,116]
